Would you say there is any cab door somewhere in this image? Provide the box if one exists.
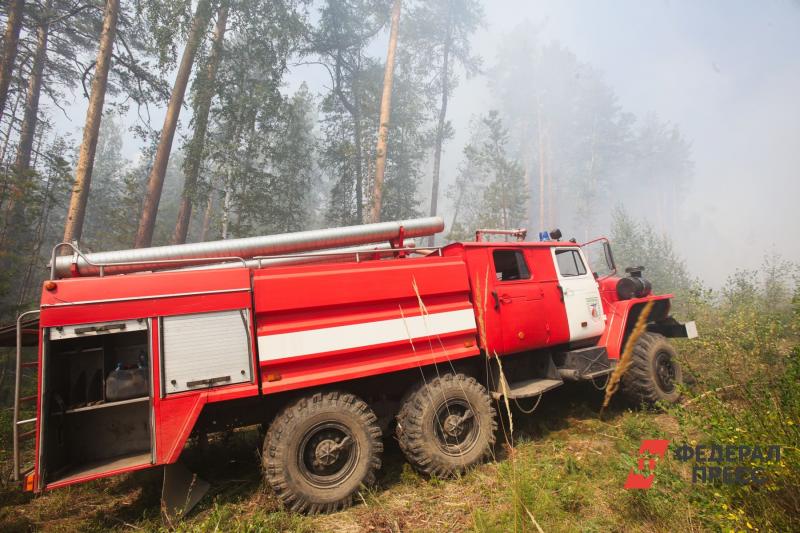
[551,247,604,342]
[491,249,548,354]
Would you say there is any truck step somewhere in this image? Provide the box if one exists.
[491,378,563,400]
[555,346,612,380]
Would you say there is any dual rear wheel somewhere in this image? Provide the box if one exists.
[262,374,497,513]
[262,391,382,514]
[396,373,497,478]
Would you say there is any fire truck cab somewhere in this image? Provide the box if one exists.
[9,219,697,516]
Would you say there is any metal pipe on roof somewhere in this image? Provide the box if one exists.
[51,217,444,278]
[177,242,417,271]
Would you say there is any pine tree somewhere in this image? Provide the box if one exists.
[311,0,392,223]
[403,0,482,237]
[134,0,214,248]
[448,111,526,237]
[0,0,25,123]
[370,0,401,223]
[62,0,120,244]
[172,0,229,244]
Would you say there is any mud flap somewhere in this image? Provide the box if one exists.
[161,462,209,522]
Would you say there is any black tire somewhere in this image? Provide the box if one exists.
[621,332,683,404]
[262,391,383,513]
[396,373,497,477]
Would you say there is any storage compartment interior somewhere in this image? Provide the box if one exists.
[43,327,153,484]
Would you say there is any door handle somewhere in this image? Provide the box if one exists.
[186,375,231,389]
[556,284,564,303]
[491,291,500,310]
[499,294,512,304]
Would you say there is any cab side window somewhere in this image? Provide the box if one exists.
[493,250,531,281]
[555,249,587,277]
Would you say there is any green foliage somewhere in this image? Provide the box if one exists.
[199,0,311,238]
[669,272,800,532]
[0,131,73,319]
[610,206,695,297]
[448,111,527,240]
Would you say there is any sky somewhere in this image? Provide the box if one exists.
[52,0,800,285]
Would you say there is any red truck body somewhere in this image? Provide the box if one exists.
[11,228,693,507]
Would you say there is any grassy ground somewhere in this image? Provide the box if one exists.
[2,364,793,533]
[1,383,697,533]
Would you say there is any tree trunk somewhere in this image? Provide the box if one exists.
[546,127,553,228]
[221,177,231,239]
[369,0,401,223]
[63,0,119,245]
[449,186,463,238]
[497,140,510,230]
[14,0,51,174]
[172,0,228,244]
[0,89,22,168]
[200,185,214,241]
[428,3,452,245]
[582,120,596,236]
[333,51,364,223]
[134,0,212,248]
[17,143,55,308]
[0,91,21,244]
[0,0,51,253]
[353,100,364,223]
[0,0,25,124]
[537,112,545,231]
[523,148,532,227]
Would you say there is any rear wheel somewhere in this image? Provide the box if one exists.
[622,332,683,404]
[396,373,497,477]
[262,391,382,513]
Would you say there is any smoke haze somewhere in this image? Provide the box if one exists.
[49,0,800,286]
[442,0,800,284]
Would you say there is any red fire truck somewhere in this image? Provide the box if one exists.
[9,217,696,514]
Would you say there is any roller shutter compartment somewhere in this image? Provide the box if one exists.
[161,310,252,394]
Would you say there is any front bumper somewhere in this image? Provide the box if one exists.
[647,317,698,339]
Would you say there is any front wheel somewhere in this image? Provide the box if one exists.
[396,373,497,478]
[262,391,383,513]
[621,332,683,404]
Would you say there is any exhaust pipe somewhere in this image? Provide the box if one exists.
[52,217,444,278]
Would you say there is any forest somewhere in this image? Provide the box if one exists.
[0,0,693,321]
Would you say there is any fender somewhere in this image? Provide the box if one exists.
[598,294,673,360]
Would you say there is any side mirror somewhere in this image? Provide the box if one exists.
[603,241,616,272]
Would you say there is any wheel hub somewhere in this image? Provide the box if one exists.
[299,422,358,488]
[314,439,341,467]
[434,400,478,456]
[655,352,676,392]
[443,414,466,437]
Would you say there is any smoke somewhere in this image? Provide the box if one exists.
[443,0,800,285]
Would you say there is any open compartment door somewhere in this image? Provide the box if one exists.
[40,319,155,488]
